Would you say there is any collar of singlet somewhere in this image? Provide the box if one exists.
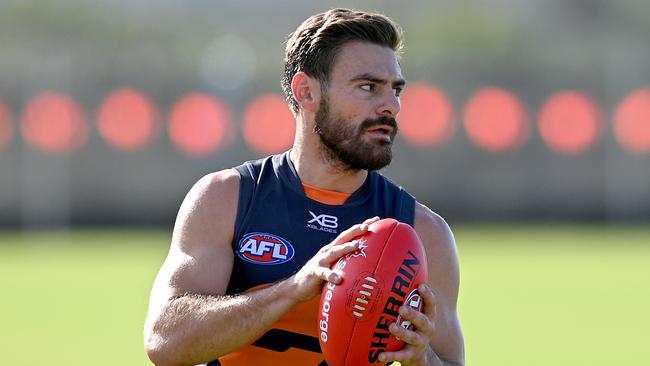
[279,150,374,207]
[301,182,351,206]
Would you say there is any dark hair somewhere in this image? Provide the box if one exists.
[282,8,403,114]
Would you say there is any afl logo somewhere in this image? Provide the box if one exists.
[237,232,295,265]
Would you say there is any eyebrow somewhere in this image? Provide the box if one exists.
[350,73,407,88]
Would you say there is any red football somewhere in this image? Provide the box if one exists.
[318,218,428,366]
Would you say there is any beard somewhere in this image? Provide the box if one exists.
[314,95,398,171]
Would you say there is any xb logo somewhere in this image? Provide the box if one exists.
[308,211,339,229]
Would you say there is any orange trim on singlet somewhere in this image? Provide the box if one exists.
[219,296,323,365]
[302,183,351,206]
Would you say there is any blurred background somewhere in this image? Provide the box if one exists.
[0,0,648,365]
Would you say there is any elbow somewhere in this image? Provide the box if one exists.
[145,331,182,366]
[144,305,185,366]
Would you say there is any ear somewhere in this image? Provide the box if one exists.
[291,72,320,113]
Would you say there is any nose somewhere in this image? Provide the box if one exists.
[376,89,400,117]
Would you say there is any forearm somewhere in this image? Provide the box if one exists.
[146,279,298,366]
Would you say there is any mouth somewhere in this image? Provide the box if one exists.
[365,125,395,143]
[366,125,395,137]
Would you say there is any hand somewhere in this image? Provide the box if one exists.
[378,284,441,366]
[287,216,380,302]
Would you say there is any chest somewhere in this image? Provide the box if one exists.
[226,186,389,294]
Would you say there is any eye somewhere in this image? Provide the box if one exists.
[394,87,403,97]
[360,84,376,92]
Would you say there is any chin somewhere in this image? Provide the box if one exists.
[358,152,393,171]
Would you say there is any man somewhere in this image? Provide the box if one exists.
[145,8,464,366]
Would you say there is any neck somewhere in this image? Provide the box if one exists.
[290,118,367,194]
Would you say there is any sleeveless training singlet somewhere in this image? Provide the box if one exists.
[207,151,415,366]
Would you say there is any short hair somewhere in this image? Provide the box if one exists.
[282,8,404,114]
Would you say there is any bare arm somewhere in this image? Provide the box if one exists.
[416,202,464,366]
[144,169,374,365]
[379,202,465,366]
[146,278,303,366]
[144,169,249,365]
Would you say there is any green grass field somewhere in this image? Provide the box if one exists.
[1,225,649,365]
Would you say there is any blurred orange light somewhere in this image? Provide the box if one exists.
[243,94,295,155]
[97,88,158,151]
[398,82,454,147]
[21,91,88,153]
[463,87,529,152]
[168,93,231,157]
[613,88,650,154]
[538,91,602,154]
[0,100,13,148]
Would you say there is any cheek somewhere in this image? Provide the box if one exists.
[330,93,369,117]
[342,112,360,124]
[339,102,365,123]
[326,95,371,129]
[329,105,361,127]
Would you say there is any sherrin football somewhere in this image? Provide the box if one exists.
[318,218,428,366]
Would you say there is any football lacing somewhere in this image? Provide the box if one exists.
[353,276,377,317]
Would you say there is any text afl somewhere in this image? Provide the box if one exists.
[237,232,295,265]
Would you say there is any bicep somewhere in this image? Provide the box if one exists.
[148,170,240,312]
[414,203,465,364]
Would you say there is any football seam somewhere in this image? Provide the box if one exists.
[344,220,400,366]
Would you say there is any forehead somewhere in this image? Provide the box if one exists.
[330,41,403,82]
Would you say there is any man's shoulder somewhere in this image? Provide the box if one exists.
[202,168,240,187]
[413,201,445,226]
[189,169,241,205]
[413,201,455,249]
[192,151,288,205]
[172,168,241,254]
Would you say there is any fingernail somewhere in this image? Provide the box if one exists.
[419,283,430,292]
[378,354,386,362]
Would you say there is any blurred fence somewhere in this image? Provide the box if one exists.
[1,0,649,227]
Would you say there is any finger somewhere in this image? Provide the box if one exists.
[362,216,380,225]
[322,240,359,263]
[419,283,437,319]
[329,223,370,246]
[399,303,434,337]
[389,320,427,346]
[312,267,342,284]
[377,346,417,363]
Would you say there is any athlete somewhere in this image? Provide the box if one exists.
[145,8,464,366]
